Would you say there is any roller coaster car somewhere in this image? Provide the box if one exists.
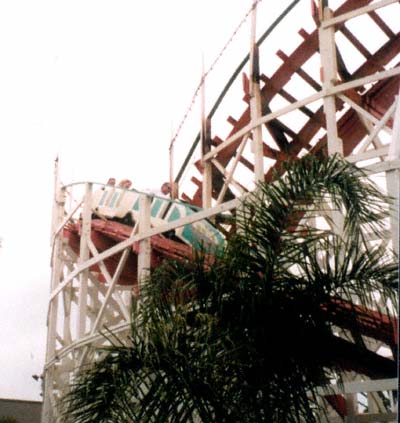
[62,184,224,288]
[92,184,224,251]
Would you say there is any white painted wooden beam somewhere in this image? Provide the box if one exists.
[346,146,389,163]
[386,92,400,254]
[77,183,92,338]
[249,0,264,183]
[319,7,342,155]
[321,0,398,29]
[203,67,400,161]
[42,162,66,423]
[137,194,152,286]
[216,135,249,205]
[339,94,393,138]
[201,58,213,209]
[212,158,246,195]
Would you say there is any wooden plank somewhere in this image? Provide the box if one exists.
[340,26,371,59]
[321,0,399,29]
[368,10,395,38]
[203,67,400,162]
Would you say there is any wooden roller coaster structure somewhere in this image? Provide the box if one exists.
[42,1,399,421]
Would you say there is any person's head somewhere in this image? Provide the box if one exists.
[161,182,171,195]
[122,179,132,188]
[118,179,132,188]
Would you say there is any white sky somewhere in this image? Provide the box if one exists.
[0,0,313,401]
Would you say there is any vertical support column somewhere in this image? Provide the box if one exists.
[42,159,66,423]
[249,0,264,184]
[88,282,101,332]
[77,183,92,338]
[319,6,343,156]
[319,4,345,238]
[62,289,73,346]
[138,194,152,287]
[386,168,399,255]
[387,93,400,255]
[201,62,212,209]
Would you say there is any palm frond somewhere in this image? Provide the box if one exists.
[60,154,397,423]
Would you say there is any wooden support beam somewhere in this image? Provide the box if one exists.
[201,63,213,209]
[276,50,322,92]
[212,157,247,196]
[216,135,249,205]
[202,66,400,163]
[387,91,400,254]
[42,160,66,423]
[319,7,342,155]
[340,26,371,59]
[77,183,92,338]
[138,194,152,286]
[249,1,264,183]
[320,0,399,29]
[368,10,395,38]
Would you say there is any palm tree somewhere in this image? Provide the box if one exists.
[61,154,398,423]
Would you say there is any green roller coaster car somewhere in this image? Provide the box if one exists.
[93,185,224,251]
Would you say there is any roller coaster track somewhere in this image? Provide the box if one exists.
[42,1,399,421]
[177,0,400,207]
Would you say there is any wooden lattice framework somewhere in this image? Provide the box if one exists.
[42,1,399,421]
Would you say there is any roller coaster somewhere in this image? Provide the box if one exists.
[42,1,399,421]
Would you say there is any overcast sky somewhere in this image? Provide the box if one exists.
[0,0,311,400]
